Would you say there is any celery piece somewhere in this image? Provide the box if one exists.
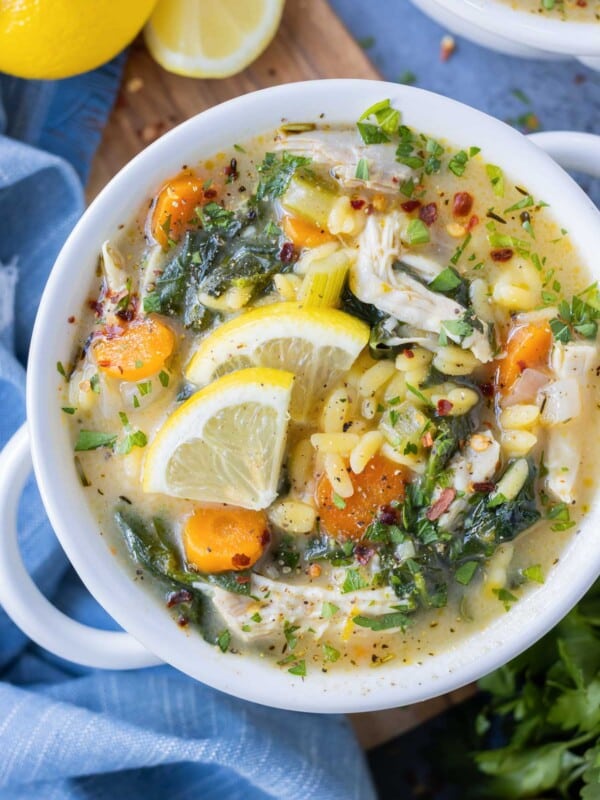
[281,173,338,229]
[298,250,351,308]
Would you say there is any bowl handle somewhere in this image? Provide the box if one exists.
[528,131,600,180]
[0,424,161,669]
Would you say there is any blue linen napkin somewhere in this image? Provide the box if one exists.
[0,68,376,800]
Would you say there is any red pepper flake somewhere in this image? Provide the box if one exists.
[479,382,494,398]
[472,481,495,493]
[177,615,189,627]
[517,359,527,374]
[236,574,251,584]
[379,505,398,525]
[204,188,217,200]
[419,202,438,226]
[355,543,375,566]
[115,307,135,322]
[279,241,296,264]
[88,299,103,316]
[437,398,453,416]
[426,488,456,521]
[401,199,421,213]
[101,324,126,340]
[440,34,456,62]
[232,553,251,568]
[166,589,194,608]
[491,248,514,262]
[67,315,76,324]
[466,214,480,231]
[260,529,271,547]
[405,349,415,359]
[452,192,473,217]
[351,198,366,210]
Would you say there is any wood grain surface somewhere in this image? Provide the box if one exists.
[86,0,475,748]
[87,0,378,199]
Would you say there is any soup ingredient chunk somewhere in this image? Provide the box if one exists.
[351,211,493,363]
[151,172,217,248]
[497,321,553,394]
[184,506,269,573]
[144,0,285,79]
[185,302,369,421]
[143,367,293,509]
[94,317,175,381]
[316,455,409,540]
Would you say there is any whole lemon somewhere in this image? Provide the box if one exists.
[0,0,158,80]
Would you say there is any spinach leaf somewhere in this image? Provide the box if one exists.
[460,462,540,558]
[145,217,283,331]
[339,284,387,326]
[115,509,251,599]
[421,414,474,503]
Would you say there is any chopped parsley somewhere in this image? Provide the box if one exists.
[74,430,118,451]
[341,568,370,594]
[322,643,341,663]
[486,164,505,198]
[256,152,311,200]
[287,659,307,677]
[321,602,339,618]
[353,611,411,631]
[332,492,347,510]
[455,560,478,586]
[355,157,370,180]
[406,218,430,245]
[549,297,599,344]
[216,629,231,652]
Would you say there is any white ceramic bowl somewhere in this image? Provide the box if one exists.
[410,0,600,69]
[1,80,600,713]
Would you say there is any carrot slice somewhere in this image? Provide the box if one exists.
[183,506,269,573]
[497,321,552,394]
[94,317,175,381]
[150,172,217,247]
[282,215,336,249]
[316,455,408,541]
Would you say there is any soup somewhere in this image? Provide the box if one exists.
[496,0,600,22]
[60,99,600,677]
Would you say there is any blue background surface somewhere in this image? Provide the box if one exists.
[330,0,600,204]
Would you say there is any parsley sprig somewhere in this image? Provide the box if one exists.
[550,296,599,344]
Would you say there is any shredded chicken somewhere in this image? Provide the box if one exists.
[545,342,596,503]
[350,212,493,363]
[276,129,412,193]
[437,430,501,531]
[203,573,402,643]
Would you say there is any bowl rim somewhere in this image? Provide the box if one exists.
[425,0,600,55]
[27,78,600,713]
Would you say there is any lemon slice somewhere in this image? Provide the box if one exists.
[185,303,370,421]
[143,367,293,510]
[144,0,284,78]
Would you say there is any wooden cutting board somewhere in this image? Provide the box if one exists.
[87,0,378,199]
[87,0,474,747]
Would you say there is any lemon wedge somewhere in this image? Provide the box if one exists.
[143,367,293,509]
[144,0,284,78]
[185,303,370,421]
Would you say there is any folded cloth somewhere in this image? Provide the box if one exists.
[0,68,376,800]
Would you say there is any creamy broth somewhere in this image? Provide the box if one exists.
[497,0,600,22]
[60,104,600,677]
